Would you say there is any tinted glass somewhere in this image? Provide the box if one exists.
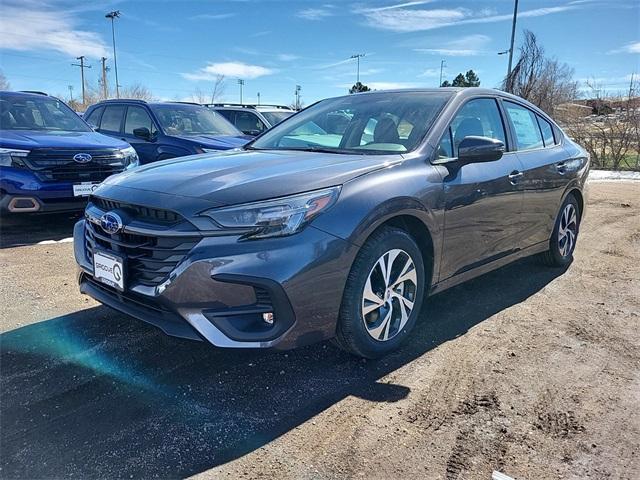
[504,101,544,151]
[438,98,506,158]
[124,106,156,135]
[216,109,235,123]
[537,115,555,147]
[84,106,103,126]
[100,105,125,133]
[261,111,294,126]
[151,104,240,136]
[235,111,266,134]
[0,94,91,132]
[250,92,451,154]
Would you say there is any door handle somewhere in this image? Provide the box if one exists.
[508,171,524,184]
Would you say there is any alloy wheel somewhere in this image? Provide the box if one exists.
[558,203,578,257]
[361,249,418,342]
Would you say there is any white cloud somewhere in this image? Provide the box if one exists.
[608,41,640,54]
[361,5,575,32]
[277,53,300,61]
[414,34,491,56]
[183,62,274,81]
[418,68,441,77]
[190,13,236,20]
[297,8,334,20]
[0,0,108,58]
[361,1,435,12]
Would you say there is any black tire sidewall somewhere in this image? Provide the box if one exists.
[339,228,425,358]
[549,194,580,266]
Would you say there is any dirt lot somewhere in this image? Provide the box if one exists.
[1,182,638,479]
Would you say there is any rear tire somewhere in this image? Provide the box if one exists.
[335,227,425,359]
[540,193,580,267]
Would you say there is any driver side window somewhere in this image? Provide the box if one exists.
[437,98,506,159]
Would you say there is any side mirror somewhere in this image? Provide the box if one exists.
[133,127,153,141]
[457,136,505,164]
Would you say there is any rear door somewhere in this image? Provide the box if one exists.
[502,101,570,249]
[122,105,160,164]
[438,97,525,281]
[97,104,125,138]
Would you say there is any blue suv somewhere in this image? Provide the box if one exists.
[0,91,137,214]
[83,100,249,164]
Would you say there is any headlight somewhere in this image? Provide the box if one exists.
[119,146,139,170]
[0,148,29,167]
[202,186,341,239]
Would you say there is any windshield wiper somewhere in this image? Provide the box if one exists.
[252,146,353,154]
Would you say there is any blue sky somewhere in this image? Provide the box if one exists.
[1,0,638,105]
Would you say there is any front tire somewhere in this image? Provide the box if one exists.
[335,227,425,358]
[540,194,580,267]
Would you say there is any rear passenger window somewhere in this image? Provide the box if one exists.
[100,105,125,133]
[537,115,556,147]
[216,110,235,124]
[504,102,543,151]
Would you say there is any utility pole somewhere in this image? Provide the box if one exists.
[506,0,519,81]
[350,53,365,84]
[237,79,245,103]
[439,59,446,87]
[295,85,301,110]
[257,92,260,105]
[100,57,109,99]
[68,85,74,102]
[71,56,91,105]
[105,10,121,98]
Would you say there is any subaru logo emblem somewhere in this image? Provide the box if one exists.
[73,153,92,164]
[100,212,123,235]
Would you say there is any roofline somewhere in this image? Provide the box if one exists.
[206,103,293,110]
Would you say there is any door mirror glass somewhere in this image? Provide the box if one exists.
[133,126,152,140]
[457,136,505,164]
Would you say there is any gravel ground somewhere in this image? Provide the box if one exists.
[0,182,639,480]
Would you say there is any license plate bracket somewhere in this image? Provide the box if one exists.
[92,250,125,291]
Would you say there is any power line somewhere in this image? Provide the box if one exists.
[71,56,91,105]
[350,53,366,84]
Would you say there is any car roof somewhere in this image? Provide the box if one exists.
[208,103,293,112]
[0,90,52,98]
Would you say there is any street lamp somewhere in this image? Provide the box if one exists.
[237,79,245,104]
[105,10,121,98]
[350,53,365,84]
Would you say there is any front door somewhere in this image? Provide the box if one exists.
[437,97,525,281]
[121,105,160,164]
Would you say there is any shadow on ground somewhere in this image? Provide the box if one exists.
[0,257,566,479]
[0,211,82,248]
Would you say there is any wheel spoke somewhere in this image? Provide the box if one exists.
[369,309,392,341]
[395,294,414,331]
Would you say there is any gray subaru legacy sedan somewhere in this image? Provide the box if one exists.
[73,88,589,358]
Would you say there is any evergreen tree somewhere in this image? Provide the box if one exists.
[349,82,371,94]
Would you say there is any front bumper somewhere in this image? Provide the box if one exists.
[74,219,356,349]
[1,168,88,213]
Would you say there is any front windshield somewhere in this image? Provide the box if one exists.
[261,110,294,126]
[0,94,91,132]
[151,104,240,136]
[250,91,451,154]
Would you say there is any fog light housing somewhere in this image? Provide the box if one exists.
[262,312,274,325]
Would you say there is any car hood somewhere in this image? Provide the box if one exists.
[0,130,130,150]
[101,149,402,206]
[173,134,249,150]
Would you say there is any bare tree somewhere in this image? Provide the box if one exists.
[190,88,208,104]
[503,30,578,114]
[120,83,154,101]
[560,76,639,171]
[0,70,10,90]
[210,74,226,103]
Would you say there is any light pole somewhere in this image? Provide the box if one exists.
[257,92,260,105]
[439,59,446,87]
[105,10,121,98]
[68,85,74,102]
[506,0,519,81]
[350,53,365,84]
[237,79,245,104]
[295,85,301,110]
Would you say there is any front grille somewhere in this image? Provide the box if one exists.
[84,206,200,288]
[25,148,126,183]
[91,197,180,224]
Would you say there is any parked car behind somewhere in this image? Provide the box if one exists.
[74,88,589,358]
[208,104,295,136]
[84,100,249,164]
[0,91,137,214]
